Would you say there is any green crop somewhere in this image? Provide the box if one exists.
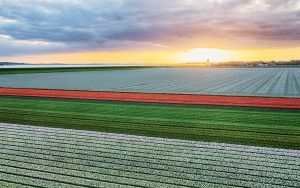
[0,96,299,149]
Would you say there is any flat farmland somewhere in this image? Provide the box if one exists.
[0,123,299,188]
[1,88,300,109]
[0,96,299,149]
[0,67,300,97]
[0,67,299,187]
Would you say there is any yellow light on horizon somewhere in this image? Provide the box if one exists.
[1,47,300,65]
[177,48,236,63]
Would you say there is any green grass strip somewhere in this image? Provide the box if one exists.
[0,96,299,149]
[0,66,153,74]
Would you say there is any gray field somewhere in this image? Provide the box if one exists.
[0,123,299,188]
[0,67,300,97]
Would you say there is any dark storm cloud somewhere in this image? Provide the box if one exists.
[0,0,300,56]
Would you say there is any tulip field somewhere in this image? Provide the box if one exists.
[0,67,300,98]
[0,123,299,188]
[1,88,299,109]
[0,67,299,187]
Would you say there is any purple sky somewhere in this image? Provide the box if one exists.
[0,0,299,58]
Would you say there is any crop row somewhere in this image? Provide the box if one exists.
[1,123,298,158]
[2,130,298,167]
[0,98,299,150]
[1,128,299,167]
[0,123,299,188]
[1,120,299,156]
[1,68,299,97]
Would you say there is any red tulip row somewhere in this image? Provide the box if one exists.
[0,88,299,109]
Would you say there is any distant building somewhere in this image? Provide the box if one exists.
[258,63,268,67]
[207,59,212,66]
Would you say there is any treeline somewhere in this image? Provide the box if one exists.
[214,60,300,67]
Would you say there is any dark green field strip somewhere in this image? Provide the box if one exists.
[0,115,299,151]
[0,66,151,74]
[1,109,299,145]
[2,107,299,135]
[0,96,299,149]
[2,111,299,149]
[1,96,299,130]
[2,129,298,165]
[1,109,299,149]
[1,106,300,135]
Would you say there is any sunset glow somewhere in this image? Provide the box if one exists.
[0,0,300,64]
[177,48,236,63]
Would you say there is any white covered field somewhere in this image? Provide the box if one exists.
[0,68,300,97]
[0,123,299,188]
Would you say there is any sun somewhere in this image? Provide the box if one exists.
[177,48,235,63]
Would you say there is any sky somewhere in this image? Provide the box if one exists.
[0,0,300,64]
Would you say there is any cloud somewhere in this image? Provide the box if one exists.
[0,34,66,56]
[0,16,18,24]
[0,0,300,56]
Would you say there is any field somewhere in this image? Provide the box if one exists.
[0,66,149,74]
[1,88,299,109]
[0,96,299,149]
[2,0,300,187]
[0,67,300,97]
[0,67,299,187]
[0,123,299,188]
